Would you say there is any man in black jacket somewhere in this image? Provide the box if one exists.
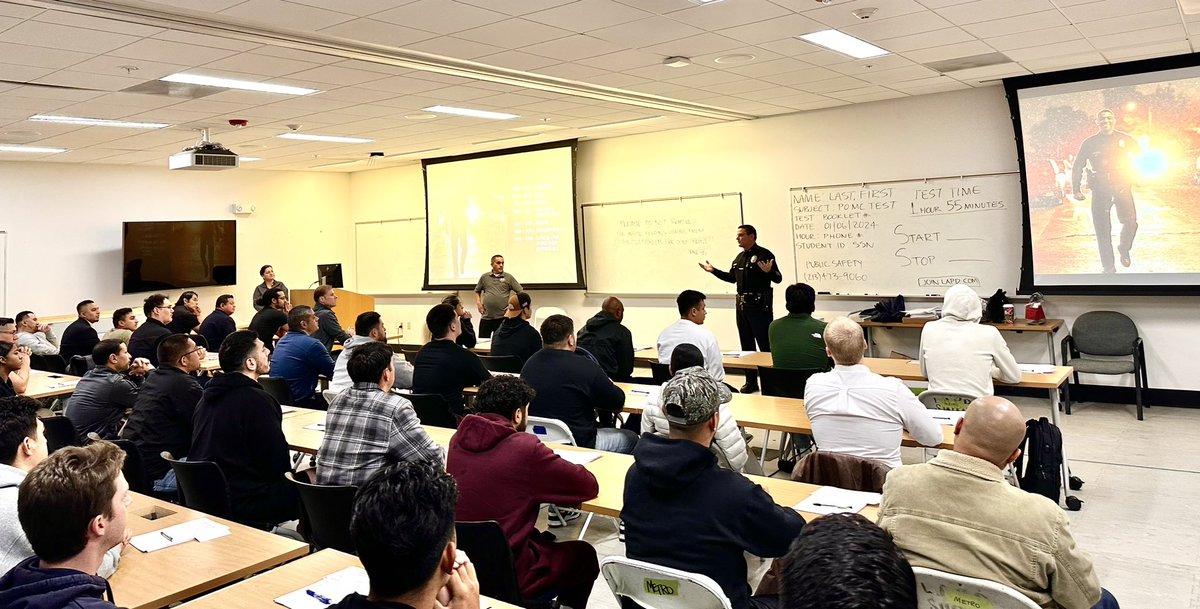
[521,315,636,453]
[64,339,151,439]
[127,294,173,365]
[190,330,298,526]
[249,288,289,353]
[576,296,635,381]
[120,334,204,492]
[490,292,540,366]
[198,294,238,350]
[60,300,102,361]
[623,371,806,609]
[412,305,490,418]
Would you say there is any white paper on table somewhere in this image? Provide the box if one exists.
[633,344,653,352]
[303,423,326,431]
[130,518,230,552]
[553,449,602,465]
[476,338,492,344]
[274,567,370,609]
[1018,363,1056,374]
[794,487,881,516]
[925,409,966,426]
[627,385,661,409]
[721,350,755,358]
[280,406,297,414]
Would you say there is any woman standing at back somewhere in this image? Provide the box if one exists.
[252,265,289,312]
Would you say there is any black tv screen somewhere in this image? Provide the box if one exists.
[1006,53,1200,295]
[123,220,237,294]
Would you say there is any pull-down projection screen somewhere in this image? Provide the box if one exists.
[423,140,583,290]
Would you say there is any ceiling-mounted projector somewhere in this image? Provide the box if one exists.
[169,127,238,171]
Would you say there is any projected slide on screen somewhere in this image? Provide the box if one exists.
[423,141,582,289]
[1012,60,1200,292]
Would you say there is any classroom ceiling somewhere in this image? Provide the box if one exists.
[0,0,1194,172]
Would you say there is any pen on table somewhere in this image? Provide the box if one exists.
[160,531,173,542]
[307,589,332,605]
[630,389,651,395]
[812,502,853,510]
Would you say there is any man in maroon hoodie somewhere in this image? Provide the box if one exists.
[447,375,600,609]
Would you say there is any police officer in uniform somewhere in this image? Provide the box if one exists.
[1071,108,1140,273]
[699,224,782,393]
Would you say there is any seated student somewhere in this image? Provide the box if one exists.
[269,306,336,408]
[412,304,490,418]
[120,335,205,492]
[780,513,916,609]
[191,330,299,527]
[522,315,636,453]
[327,460,480,609]
[128,294,173,364]
[101,308,138,344]
[328,312,414,395]
[768,283,829,370]
[623,371,805,609]
[442,294,476,349]
[198,294,238,350]
[14,311,60,356]
[61,300,102,361]
[448,376,600,609]
[641,343,748,472]
[576,296,635,382]
[167,291,202,334]
[656,289,726,385]
[64,339,152,440]
[919,284,1020,397]
[318,342,442,486]
[490,292,541,366]
[0,343,29,398]
[803,317,943,469]
[0,396,122,577]
[249,287,289,353]
[0,442,130,609]
[880,396,1118,609]
[312,285,351,351]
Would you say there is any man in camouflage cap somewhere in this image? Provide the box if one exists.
[623,363,806,609]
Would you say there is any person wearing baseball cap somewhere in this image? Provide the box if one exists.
[489,292,540,366]
[622,371,806,609]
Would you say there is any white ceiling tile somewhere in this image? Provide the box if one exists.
[691,46,783,68]
[726,57,813,77]
[716,14,824,45]
[577,49,661,71]
[825,54,915,73]
[759,66,843,86]
[941,62,1028,81]
[1077,8,1182,38]
[622,80,691,95]
[0,21,141,54]
[802,75,872,93]
[32,70,145,92]
[1089,25,1187,50]
[357,74,450,94]
[312,87,399,104]
[1018,52,1106,72]
[249,46,344,65]
[0,85,107,102]
[316,18,437,47]
[404,36,506,59]
[841,10,955,41]
[150,30,262,52]
[877,27,976,53]
[589,16,704,48]
[456,18,573,47]
[276,65,388,86]
[524,0,650,33]
[640,32,744,57]
[669,0,790,30]
[855,64,940,84]
[700,78,779,95]
[522,35,623,61]
[960,11,1070,39]
[475,50,561,71]
[665,69,744,88]
[911,0,963,8]
[903,40,996,64]
[420,84,497,101]
[200,53,324,78]
[219,0,355,31]
[123,107,227,123]
[984,26,1080,52]
[1102,40,1192,62]
[0,63,55,83]
[828,85,899,101]
[583,72,651,87]
[756,37,822,57]
[373,0,507,35]
[805,0,930,29]
[610,0,692,14]
[1060,0,1177,22]
[109,38,240,64]
[287,0,410,16]
[934,0,1056,25]
[0,42,92,70]
[0,15,18,34]
[328,60,412,76]
[456,0,579,16]
[33,11,165,37]
[141,0,247,12]
[535,62,612,80]
[64,56,188,81]
[78,91,182,110]
[1004,39,1095,62]
[888,76,970,95]
[0,4,43,19]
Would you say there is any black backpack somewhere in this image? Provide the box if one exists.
[1015,417,1063,503]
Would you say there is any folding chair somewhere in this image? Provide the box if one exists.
[912,567,1040,609]
[917,390,976,411]
[525,416,595,539]
[600,555,732,609]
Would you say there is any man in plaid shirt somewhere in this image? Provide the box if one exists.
[317,341,443,486]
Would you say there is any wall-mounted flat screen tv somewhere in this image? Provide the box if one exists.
[123,220,236,294]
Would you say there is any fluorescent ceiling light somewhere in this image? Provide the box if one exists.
[277,133,374,144]
[240,157,262,162]
[161,73,318,96]
[582,116,665,130]
[423,105,518,120]
[0,145,65,153]
[29,115,168,129]
[798,29,889,59]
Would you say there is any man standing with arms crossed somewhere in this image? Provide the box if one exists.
[700,224,782,393]
[474,254,521,339]
[1072,108,1141,273]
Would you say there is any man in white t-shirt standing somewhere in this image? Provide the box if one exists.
[657,290,725,385]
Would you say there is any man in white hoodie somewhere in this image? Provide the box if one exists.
[0,396,123,577]
[327,312,414,395]
[919,284,1021,397]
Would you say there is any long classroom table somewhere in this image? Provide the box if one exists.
[176,549,522,609]
[860,318,1065,363]
[281,408,879,522]
[111,493,309,609]
[25,370,83,400]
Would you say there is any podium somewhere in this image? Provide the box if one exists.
[291,288,375,337]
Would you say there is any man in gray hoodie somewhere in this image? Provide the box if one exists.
[918,284,1021,398]
[0,396,122,577]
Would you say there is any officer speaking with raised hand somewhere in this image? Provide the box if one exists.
[699,224,782,393]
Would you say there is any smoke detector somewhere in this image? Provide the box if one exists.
[852,7,878,19]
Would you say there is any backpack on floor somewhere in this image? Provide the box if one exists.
[1014,417,1062,503]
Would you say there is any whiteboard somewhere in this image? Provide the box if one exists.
[788,174,1022,296]
[355,218,429,295]
[583,193,743,295]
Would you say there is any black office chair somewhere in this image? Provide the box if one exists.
[757,366,826,473]
[407,393,458,429]
[286,472,357,554]
[455,521,525,606]
[67,355,94,377]
[162,451,231,518]
[87,433,161,498]
[258,376,294,406]
[400,348,420,363]
[478,354,522,374]
[40,416,79,453]
[29,354,67,374]
[649,362,671,384]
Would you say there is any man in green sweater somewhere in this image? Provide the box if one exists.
[768,283,829,370]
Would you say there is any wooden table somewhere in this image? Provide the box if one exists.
[25,370,83,399]
[282,410,879,522]
[860,318,1064,364]
[109,493,309,609]
[175,548,523,609]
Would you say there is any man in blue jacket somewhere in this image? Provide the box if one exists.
[270,306,335,408]
[623,371,806,609]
